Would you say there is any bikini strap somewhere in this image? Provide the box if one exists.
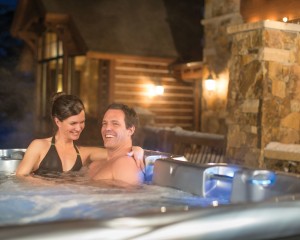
[52,136,80,156]
[74,143,81,156]
[51,136,55,146]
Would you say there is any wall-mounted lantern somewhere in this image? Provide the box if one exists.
[147,77,164,97]
[204,73,216,92]
[154,85,164,95]
[154,77,164,95]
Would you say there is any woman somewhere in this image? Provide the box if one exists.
[16,92,144,176]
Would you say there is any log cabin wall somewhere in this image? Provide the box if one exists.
[76,56,197,146]
[112,58,196,129]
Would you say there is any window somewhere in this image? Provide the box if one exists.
[36,29,77,135]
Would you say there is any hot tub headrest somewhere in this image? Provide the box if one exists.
[0,149,26,173]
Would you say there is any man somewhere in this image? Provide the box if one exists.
[89,103,144,185]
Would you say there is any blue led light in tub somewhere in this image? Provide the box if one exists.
[249,171,276,186]
[144,155,168,183]
[204,165,240,199]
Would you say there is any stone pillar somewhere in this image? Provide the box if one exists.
[226,20,300,168]
[201,0,242,134]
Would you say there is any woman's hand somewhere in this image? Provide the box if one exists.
[127,146,145,171]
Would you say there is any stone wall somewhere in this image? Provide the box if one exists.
[201,0,243,134]
[226,21,300,168]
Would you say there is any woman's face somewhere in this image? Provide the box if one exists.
[55,110,85,141]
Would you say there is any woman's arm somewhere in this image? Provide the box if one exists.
[79,146,108,165]
[16,140,43,176]
[80,146,145,170]
[128,146,145,171]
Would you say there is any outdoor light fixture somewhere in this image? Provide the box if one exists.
[154,77,164,95]
[154,85,164,95]
[204,73,216,92]
[147,84,164,97]
[146,77,164,97]
[282,17,289,22]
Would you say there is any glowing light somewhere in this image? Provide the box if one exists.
[160,206,166,212]
[146,84,164,97]
[146,84,156,97]
[155,85,164,95]
[57,73,63,92]
[205,79,216,92]
[172,156,188,161]
[283,17,288,22]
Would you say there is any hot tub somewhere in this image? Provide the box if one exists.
[0,149,300,240]
[0,148,25,172]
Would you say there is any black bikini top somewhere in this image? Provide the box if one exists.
[33,136,82,175]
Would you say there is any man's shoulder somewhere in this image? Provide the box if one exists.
[113,155,135,163]
[111,155,138,170]
[111,155,143,184]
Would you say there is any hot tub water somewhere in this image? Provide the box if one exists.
[0,170,229,227]
[1,149,300,240]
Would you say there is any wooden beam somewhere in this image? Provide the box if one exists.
[87,51,175,64]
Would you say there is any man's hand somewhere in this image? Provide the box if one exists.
[128,146,145,171]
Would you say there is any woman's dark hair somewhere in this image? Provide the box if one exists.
[51,92,85,122]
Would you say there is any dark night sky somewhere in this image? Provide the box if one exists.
[0,0,204,61]
[0,0,19,58]
[0,0,33,148]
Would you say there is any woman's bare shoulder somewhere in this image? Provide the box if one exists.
[28,137,51,149]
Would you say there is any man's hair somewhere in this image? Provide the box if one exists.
[104,103,139,130]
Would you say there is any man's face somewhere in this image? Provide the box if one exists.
[101,109,134,149]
